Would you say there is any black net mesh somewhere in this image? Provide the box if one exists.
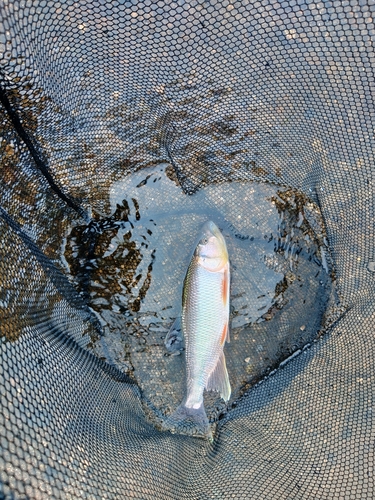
[1,0,374,498]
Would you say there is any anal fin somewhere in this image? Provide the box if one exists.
[206,352,231,401]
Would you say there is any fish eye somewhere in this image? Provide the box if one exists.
[202,237,208,244]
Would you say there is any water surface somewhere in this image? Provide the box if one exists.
[64,164,334,425]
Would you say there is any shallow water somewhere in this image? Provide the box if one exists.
[64,164,334,427]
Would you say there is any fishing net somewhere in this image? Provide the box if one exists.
[1,0,374,498]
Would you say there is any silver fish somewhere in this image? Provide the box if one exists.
[163,221,231,439]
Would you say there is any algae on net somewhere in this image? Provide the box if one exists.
[64,164,335,429]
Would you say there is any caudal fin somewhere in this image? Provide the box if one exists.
[162,402,212,440]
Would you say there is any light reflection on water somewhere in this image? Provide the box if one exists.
[64,164,333,423]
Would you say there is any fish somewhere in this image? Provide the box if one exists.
[163,220,231,439]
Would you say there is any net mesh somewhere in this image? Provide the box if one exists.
[1,0,374,498]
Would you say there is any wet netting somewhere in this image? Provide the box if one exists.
[1,0,374,498]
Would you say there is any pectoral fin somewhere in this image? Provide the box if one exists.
[206,351,231,401]
[221,265,230,307]
[220,322,230,345]
[164,316,183,352]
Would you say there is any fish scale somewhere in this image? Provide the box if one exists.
[183,262,227,408]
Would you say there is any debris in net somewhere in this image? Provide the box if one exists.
[279,349,301,368]
[296,212,304,227]
[321,247,329,274]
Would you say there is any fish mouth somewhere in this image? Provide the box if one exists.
[200,220,220,238]
[199,221,227,251]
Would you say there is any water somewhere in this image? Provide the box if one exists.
[64,164,334,427]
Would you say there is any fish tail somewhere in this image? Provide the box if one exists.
[162,401,212,440]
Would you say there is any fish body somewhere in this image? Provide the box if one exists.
[163,221,231,439]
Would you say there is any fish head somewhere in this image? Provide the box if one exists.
[195,221,228,272]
